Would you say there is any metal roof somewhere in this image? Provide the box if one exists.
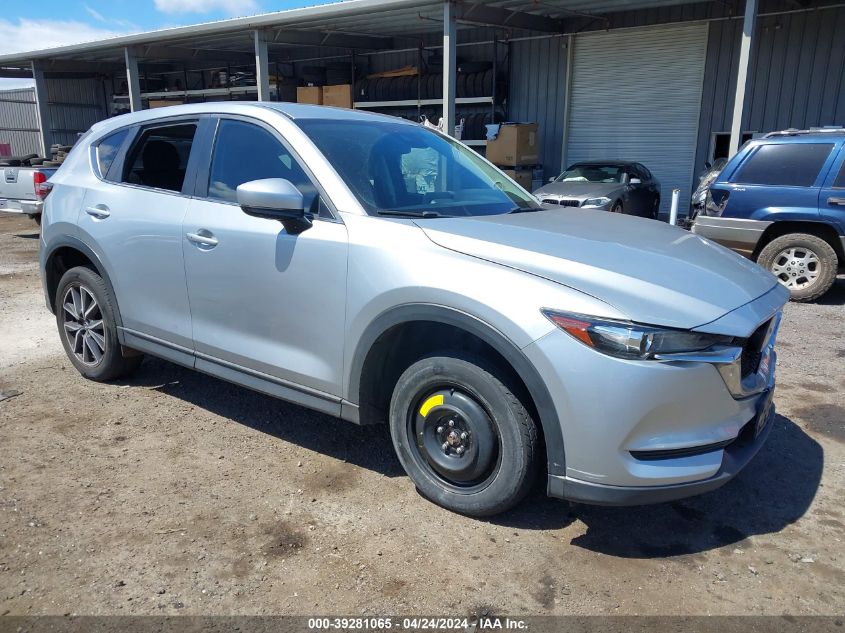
[0,0,708,70]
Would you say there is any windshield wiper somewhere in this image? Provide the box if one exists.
[507,206,541,214]
[376,210,444,218]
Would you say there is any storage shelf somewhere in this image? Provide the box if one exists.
[354,96,494,109]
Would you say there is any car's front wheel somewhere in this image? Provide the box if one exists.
[55,266,143,380]
[389,353,538,517]
[610,201,624,214]
[757,233,838,302]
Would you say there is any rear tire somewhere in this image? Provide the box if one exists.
[55,266,143,381]
[757,233,838,302]
[389,353,538,517]
[611,201,624,214]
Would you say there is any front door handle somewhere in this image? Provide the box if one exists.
[186,231,219,248]
[85,205,110,219]
[828,196,845,206]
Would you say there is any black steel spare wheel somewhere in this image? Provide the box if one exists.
[389,353,538,516]
[412,388,499,490]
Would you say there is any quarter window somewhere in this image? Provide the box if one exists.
[834,159,845,188]
[732,143,833,187]
[121,123,197,193]
[207,119,319,211]
[95,128,129,180]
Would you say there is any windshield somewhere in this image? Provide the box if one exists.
[295,118,540,217]
[555,164,625,184]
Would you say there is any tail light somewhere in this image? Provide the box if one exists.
[704,188,730,217]
[33,171,53,201]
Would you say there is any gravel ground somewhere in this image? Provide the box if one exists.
[0,212,843,616]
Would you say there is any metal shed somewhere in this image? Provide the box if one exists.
[1,0,843,212]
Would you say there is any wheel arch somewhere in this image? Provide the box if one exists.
[347,304,566,478]
[42,237,124,331]
[753,220,844,263]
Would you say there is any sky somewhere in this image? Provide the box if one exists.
[0,0,339,89]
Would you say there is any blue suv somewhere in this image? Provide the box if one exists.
[692,128,845,301]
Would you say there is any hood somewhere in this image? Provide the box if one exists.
[417,209,778,330]
[534,181,623,200]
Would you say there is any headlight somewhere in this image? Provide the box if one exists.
[582,197,611,208]
[541,309,735,360]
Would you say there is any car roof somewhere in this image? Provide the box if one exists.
[567,161,636,167]
[87,101,414,137]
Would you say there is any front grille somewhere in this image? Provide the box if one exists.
[541,197,581,207]
[741,319,771,378]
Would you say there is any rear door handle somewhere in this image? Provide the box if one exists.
[828,196,845,206]
[186,231,219,248]
[85,205,110,219]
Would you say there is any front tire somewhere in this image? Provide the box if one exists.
[389,354,538,517]
[55,266,143,381]
[757,233,837,302]
[610,201,624,214]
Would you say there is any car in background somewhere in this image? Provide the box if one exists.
[692,128,845,302]
[534,161,661,219]
[691,157,729,218]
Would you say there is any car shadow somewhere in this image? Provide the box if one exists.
[121,356,406,478]
[494,413,823,558]
[120,359,823,557]
[813,276,845,306]
[14,231,39,240]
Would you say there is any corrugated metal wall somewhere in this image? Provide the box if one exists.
[0,88,41,156]
[0,78,107,156]
[507,36,567,178]
[694,4,845,176]
[45,77,109,146]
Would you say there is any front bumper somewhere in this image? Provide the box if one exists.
[547,399,774,505]
[524,296,783,506]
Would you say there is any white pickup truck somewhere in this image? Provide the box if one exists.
[0,163,57,224]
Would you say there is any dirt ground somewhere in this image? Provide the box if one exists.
[0,212,843,617]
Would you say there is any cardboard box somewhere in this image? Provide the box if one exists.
[148,99,183,109]
[486,123,539,167]
[503,169,533,191]
[322,84,352,109]
[297,86,323,105]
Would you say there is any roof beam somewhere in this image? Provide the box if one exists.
[269,29,395,50]
[452,1,566,33]
[137,44,255,64]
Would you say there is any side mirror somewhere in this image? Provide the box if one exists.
[629,177,642,185]
[237,178,312,235]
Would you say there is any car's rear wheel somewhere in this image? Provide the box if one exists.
[651,197,660,220]
[611,201,624,214]
[55,266,143,380]
[389,353,538,517]
[757,233,838,302]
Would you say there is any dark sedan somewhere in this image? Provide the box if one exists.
[534,161,661,219]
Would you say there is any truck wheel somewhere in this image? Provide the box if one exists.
[757,233,838,302]
[55,266,143,381]
[389,353,538,517]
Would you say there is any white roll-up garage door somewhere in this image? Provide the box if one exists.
[565,23,708,215]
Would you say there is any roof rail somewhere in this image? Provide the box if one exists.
[764,126,845,138]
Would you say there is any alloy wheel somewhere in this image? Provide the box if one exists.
[62,284,106,366]
[770,247,820,290]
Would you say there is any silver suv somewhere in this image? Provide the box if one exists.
[40,103,788,516]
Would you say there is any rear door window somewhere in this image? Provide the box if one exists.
[121,122,197,193]
[732,143,834,187]
[834,155,845,188]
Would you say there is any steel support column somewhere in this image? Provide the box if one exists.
[124,47,142,112]
[442,0,457,137]
[729,0,757,157]
[30,62,52,158]
[254,30,271,101]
